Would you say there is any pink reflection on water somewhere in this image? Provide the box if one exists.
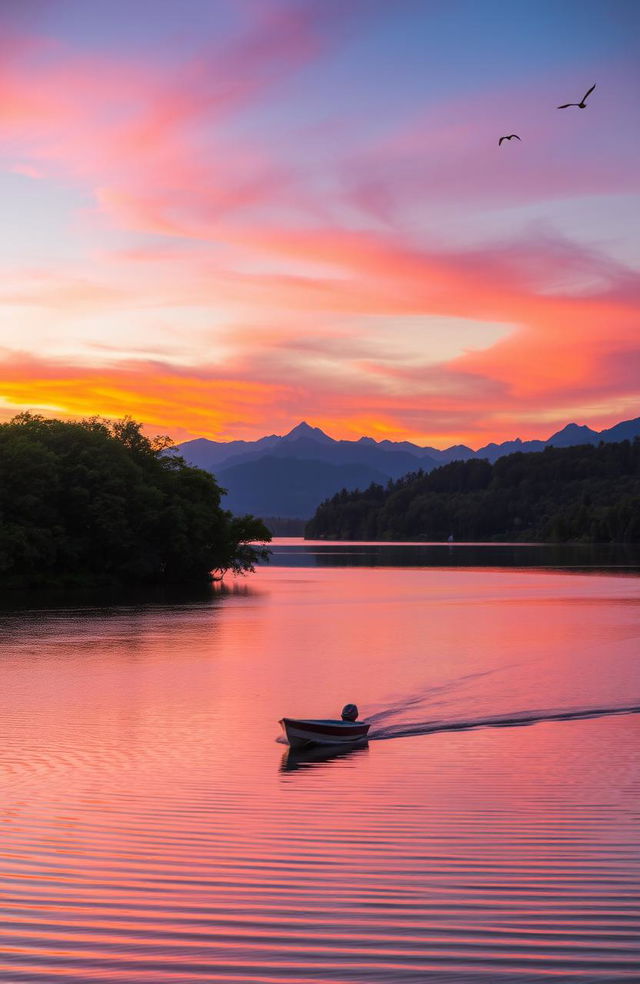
[0,564,638,981]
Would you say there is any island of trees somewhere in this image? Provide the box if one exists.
[0,413,271,588]
[306,439,640,543]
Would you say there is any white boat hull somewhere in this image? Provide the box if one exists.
[280,717,370,749]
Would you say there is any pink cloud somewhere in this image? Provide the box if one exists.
[9,161,43,178]
[0,8,327,235]
[340,70,640,221]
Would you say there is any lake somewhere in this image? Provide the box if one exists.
[1,541,639,982]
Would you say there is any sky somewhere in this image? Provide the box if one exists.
[0,0,638,448]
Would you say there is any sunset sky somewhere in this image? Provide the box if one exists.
[0,0,638,447]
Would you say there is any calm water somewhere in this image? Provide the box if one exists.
[1,543,639,982]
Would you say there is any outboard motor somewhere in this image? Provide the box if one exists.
[341,703,358,722]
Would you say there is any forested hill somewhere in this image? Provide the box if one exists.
[306,440,640,543]
[0,414,270,588]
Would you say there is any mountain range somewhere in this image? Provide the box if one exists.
[173,416,640,520]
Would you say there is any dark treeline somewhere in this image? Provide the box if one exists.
[0,414,270,588]
[306,440,640,543]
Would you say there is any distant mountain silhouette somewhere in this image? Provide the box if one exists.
[281,421,334,445]
[173,415,640,519]
[598,419,640,442]
[177,422,437,480]
[216,456,390,519]
[173,432,281,471]
[544,423,599,448]
[472,437,545,462]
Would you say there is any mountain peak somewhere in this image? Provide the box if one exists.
[547,422,598,447]
[282,421,333,444]
[556,422,594,435]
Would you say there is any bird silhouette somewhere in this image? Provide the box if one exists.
[558,83,596,109]
[498,134,521,145]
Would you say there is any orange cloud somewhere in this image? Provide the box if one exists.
[0,353,290,441]
[3,218,637,446]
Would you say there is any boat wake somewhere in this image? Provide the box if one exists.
[365,669,500,729]
[369,701,640,741]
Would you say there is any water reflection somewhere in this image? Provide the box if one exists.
[0,576,255,614]
[280,741,369,772]
[1,560,639,982]
[268,538,640,572]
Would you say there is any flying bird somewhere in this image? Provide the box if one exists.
[558,83,596,109]
[498,134,521,146]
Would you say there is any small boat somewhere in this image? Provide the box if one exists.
[279,704,369,750]
[279,717,370,749]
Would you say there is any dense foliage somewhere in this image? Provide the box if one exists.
[0,414,270,587]
[306,440,640,543]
